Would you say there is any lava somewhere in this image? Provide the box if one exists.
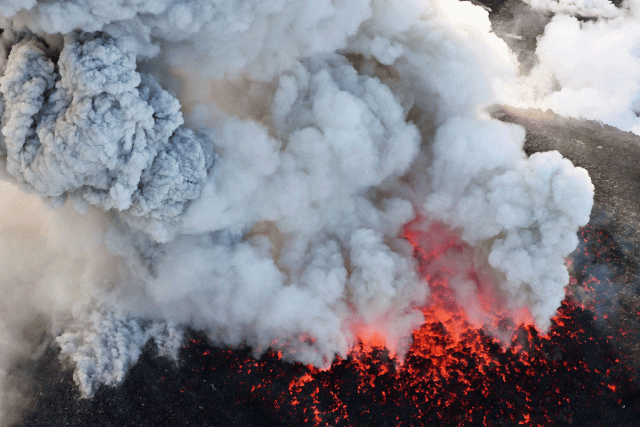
[161,297,637,426]
[180,222,639,426]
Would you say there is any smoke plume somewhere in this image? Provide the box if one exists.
[0,0,597,422]
[514,0,640,134]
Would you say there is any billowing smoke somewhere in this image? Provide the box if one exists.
[0,0,596,422]
[514,0,640,134]
[524,0,621,17]
[0,31,212,240]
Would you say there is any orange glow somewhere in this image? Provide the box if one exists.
[179,221,635,426]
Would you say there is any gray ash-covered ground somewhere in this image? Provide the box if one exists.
[492,106,640,254]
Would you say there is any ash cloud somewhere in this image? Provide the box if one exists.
[0,0,595,422]
[0,31,212,241]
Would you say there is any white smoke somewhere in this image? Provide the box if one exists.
[523,0,620,18]
[424,120,592,329]
[0,0,595,421]
[513,0,640,135]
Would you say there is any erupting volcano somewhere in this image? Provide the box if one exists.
[16,220,640,426]
[1,0,640,425]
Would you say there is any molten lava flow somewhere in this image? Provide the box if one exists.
[152,221,640,426]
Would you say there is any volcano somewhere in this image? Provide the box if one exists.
[14,302,640,427]
[12,106,640,427]
[2,0,640,426]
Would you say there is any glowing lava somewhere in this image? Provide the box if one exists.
[170,222,639,426]
[19,222,640,427]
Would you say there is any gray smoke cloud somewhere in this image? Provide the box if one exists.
[0,0,597,422]
[0,31,212,241]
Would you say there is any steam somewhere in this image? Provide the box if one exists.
[0,0,596,421]
[514,0,640,134]
[523,0,621,18]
